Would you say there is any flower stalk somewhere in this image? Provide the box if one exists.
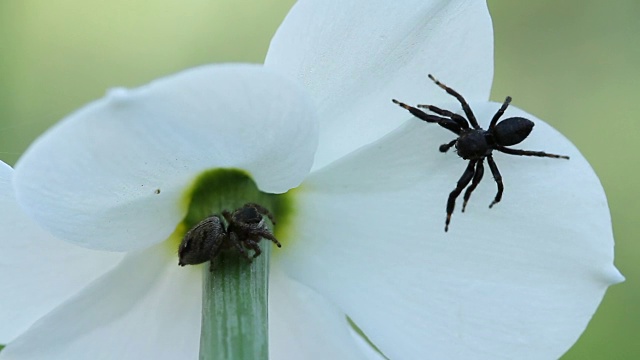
[200,244,271,360]
[179,169,289,360]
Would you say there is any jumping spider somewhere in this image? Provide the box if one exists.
[392,74,569,232]
[178,203,281,270]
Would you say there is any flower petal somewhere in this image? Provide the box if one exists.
[0,243,202,359]
[0,161,124,343]
[266,0,494,170]
[14,64,318,251]
[269,264,370,360]
[281,104,622,359]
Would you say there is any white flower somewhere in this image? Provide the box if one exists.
[2,1,622,359]
[0,162,124,344]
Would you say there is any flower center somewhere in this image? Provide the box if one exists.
[169,168,294,262]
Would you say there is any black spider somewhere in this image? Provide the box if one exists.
[178,203,281,270]
[392,74,569,232]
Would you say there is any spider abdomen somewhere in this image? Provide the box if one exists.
[493,117,534,146]
[179,215,225,266]
[456,130,490,160]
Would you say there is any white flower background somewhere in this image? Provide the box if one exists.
[0,0,637,359]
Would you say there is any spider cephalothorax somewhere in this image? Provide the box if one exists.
[178,203,281,270]
[393,74,569,232]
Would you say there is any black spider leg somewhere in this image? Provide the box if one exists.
[428,74,480,129]
[228,232,252,261]
[417,104,470,130]
[439,139,457,153]
[245,202,277,225]
[461,159,485,212]
[446,160,477,232]
[392,99,462,135]
[241,228,282,259]
[248,230,283,259]
[496,145,570,160]
[416,104,470,152]
[255,229,282,248]
[244,238,263,258]
[488,96,512,130]
[486,155,503,208]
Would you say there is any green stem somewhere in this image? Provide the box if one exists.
[181,169,291,360]
[199,244,271,360]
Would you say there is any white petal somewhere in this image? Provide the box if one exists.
[14,64,318,251]
[0,161,124,343]
[281,104,622,359]
[0,243,202,359]
[266,0,494,170]
[269,264,371,360]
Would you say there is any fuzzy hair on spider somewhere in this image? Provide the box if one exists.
[178,203,281,270]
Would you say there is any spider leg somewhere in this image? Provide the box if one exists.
[445,160,477,232]
[245,202,277,224]
[428,74,480,129]
[417,104,469,129]
[392,99,462,135]
[488,96,512,130]
[496,145,570,159]
[245,239,262,259]
[229,232,252,262]
[462,159,485,212]
[255,230,282,248]
[486,155,504,208]
[439,139,457,153]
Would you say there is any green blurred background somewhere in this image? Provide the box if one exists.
[0,1,636,358]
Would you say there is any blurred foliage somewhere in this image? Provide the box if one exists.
[491,1,639,359]
[0,0,296,164]
[0,0,636,359]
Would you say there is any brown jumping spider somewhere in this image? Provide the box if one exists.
[178,203,281,271]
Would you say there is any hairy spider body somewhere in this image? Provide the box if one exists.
[455,129,491,159]
[393,74,569,232]
[178,203,281,271]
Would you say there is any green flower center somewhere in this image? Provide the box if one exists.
[170,167,294,263]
